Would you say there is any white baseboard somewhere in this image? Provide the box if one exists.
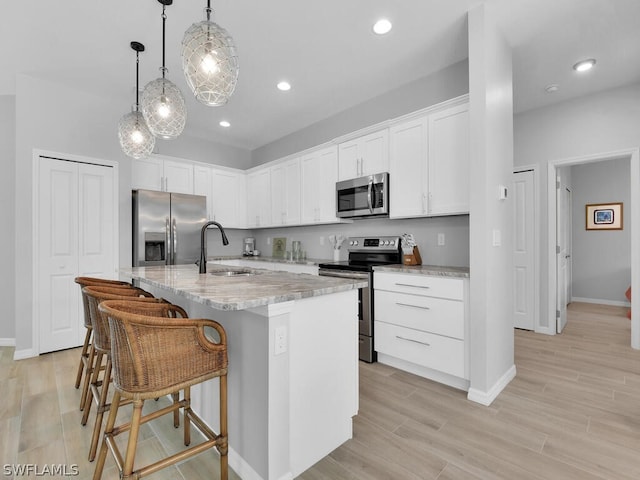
[13,348,38,361]
[0,338,16,347]
[467,364,517,406]
[571,297,631,308]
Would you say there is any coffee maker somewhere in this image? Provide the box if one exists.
[243,237,255,256]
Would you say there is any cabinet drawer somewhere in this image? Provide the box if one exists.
[375,272,463,300]
[375,290,464,339]
[375,322,464,378]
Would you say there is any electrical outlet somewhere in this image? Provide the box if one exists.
[437,233,445,246]
[274,326,287,355]
[267,237,271,245]
[319,236,325,246]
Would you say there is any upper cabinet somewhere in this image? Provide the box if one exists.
[389,117,429,218]
[194,164,246,228]
[338,129,389,180]
[300,145,339,224]
[270,158,301,226]
[132,156,194,194]
[246,168,271,228]
[427,102,469,216]
[389,99,469,218]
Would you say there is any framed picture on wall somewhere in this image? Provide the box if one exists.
[585,202,623,230]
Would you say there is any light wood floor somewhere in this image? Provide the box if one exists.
[2,302,639,479]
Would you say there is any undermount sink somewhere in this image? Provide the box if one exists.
[209,269,256,277]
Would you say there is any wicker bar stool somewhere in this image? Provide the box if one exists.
[81,285,164,462]
[78,282,154,414]
[74,277,132,409]
[93,300,228,480]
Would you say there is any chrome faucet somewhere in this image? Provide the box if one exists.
[199,221,229,274]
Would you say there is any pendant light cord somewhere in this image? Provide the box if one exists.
[161,4,167,79]
[206,0,211,21]
[135,49,140,110]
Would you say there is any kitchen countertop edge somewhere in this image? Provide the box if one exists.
[119,265,367,311]
[373,264,470,278]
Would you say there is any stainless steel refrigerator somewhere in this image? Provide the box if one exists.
[132,189,207,267]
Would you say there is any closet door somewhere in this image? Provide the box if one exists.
[37,157,116,353]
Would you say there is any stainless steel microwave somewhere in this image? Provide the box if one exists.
[336,172,389,218]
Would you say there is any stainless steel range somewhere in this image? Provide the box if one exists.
[318,236,402,362]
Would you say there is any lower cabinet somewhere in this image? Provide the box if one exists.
[374,271,469,390]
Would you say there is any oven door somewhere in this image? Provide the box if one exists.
[336,173,389,218]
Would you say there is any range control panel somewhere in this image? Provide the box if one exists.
[347,236,401,251]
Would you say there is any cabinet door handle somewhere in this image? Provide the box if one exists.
[396,302,430,310]
[396,335,430,347]
[395,283,430,289]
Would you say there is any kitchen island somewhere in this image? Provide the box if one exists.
[118,263,367,480]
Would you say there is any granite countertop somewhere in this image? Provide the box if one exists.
[373,264,470,278]
[118,264,367,311]
[207,255,332,266]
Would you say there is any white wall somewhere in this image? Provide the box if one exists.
[13,74,251,354]
[252,60,469,166]
[0,96,16,343]
[467,4,516,404]
[571,158,631,303]
[514,82,640,330]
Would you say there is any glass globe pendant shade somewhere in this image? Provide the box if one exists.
[141,74,187,139]
[118,109,155,159]
[182,18,239,106]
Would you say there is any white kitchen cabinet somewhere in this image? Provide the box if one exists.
[427,102,469,215]
[389,100,469,218]
[212,168,246,228]
[389,116,429,218]
[270,158,301,226]
[300,146,339,224]
[132,156,194,194]
[374,271,469,390]
[246,167,271,228]
[338,129,389,180]
[194,164,247,228]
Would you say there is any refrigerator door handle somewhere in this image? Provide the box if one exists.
[172,218,178,265]
[165,217,171,265]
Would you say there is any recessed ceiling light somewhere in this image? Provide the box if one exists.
[219,120,230,128]
[277,81,291,91]
[545,84,559,93]
[573,58,596,72]
[373,19,392,35]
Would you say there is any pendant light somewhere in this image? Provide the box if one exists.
[118,41,155,159]
[181,0,239,106]
[141,0,187,139]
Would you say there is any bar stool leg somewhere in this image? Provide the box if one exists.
[82,351,103,426]
[93,390,120,480]
[123,399,144,478]
[80,343,96,411]
[183,387,191,446]
[172,392,180,428]
[219,373,228,480]
[75,327,92,388]
[88,355,112,461]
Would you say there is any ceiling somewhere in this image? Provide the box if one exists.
[2,0,639,151]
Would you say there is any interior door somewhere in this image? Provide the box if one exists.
[556,172,571,333]
[37,157,116,353]
[513,170,535,330]
[38,158,80,353]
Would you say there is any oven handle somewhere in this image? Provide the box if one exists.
[367,179,374,213]
[318,269,370,280]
